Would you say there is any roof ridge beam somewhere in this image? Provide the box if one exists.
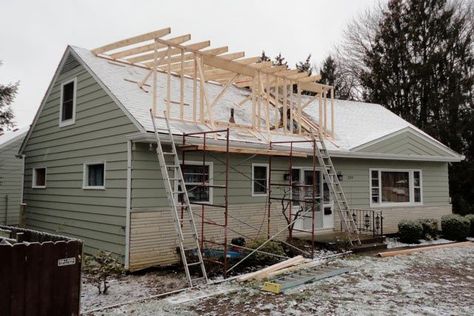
[109,34,191,59]
[92,27,171,54]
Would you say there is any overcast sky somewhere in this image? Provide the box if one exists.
[0,0,378,128]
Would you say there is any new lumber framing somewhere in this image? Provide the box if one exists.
[92,28,337,137]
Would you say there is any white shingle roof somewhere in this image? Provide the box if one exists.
[72,46,459,158]
[0,127,28,150]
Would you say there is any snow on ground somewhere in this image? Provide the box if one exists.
[81,270,187,314]
[94,245,474,315]
[386,237,453,249]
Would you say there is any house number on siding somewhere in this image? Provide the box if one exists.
[58,257,76,267]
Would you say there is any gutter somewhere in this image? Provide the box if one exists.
[126,132,463,162]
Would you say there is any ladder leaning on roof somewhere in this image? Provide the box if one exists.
[313,132,361,246]
[149,109,208,287]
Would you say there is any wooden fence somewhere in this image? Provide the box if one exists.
[0,226,83,316]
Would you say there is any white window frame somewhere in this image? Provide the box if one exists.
[83,162,106,190]
[59,77,77,127]
[179,160,213,204]
[252,163,269,197]
[32,167,47,189]
[369,168,423,207]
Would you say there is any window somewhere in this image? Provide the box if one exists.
[180,163,212,203]
[32,168,46,188]
[59,78,76,126]
[83,163,105,189]
[252,164,268,196]
[370,169,422,206]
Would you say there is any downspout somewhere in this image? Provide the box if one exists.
[125,140,132,270]
[4,195,7,225]
[20,154,26,226]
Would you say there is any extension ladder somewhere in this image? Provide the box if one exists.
[149,109,208,287]
[313,132,361,246]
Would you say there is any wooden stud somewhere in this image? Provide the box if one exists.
[318,92,322,131]
[297,84,302,134]
[152,39,158,115]
[283,80,288,134]
[166,46,171,116]
[193,53,197,122]
[180,49,184,120]
[323,89,327,133]
[331,87,335,137]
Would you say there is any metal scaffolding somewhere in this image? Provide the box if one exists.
[267,140,319,258]
[180,129,230,277]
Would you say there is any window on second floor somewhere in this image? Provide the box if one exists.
[59,78,76,127]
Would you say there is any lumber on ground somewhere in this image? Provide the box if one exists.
[237,255,305,282]
[377,241,473,258]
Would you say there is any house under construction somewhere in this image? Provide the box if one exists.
[18,28,463,275]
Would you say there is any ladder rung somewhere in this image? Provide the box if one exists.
[166,165,180,168]
[173,191,185,194]
[187,261,203,267]
[163,152,175,155]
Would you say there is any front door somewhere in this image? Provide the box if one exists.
[292,168,334,231]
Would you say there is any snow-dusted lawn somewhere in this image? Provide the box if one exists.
[92,244,474,315]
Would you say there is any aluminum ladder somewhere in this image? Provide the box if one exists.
[149,109,208,287]
[313,132,361,246]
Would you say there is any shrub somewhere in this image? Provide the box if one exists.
[398,220,423,243]
[464,214,474,237]
[417,218,439,239]
[83,251,124,295]
[441,215,470,241]
[246,237,285,265]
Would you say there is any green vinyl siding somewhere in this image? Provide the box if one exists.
[358,130,449,157]
[0,137,24,225]
[131,146,450,212]
[332,158,450,208]
[22,54,139,258]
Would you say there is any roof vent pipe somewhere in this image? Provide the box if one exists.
[229,108,235,123]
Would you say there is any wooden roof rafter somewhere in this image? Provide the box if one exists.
[92,28,329,92]
[91,28,336,137]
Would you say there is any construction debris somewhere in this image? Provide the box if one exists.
[261,267,351,294]
[237,255,305,282]
[377,241,473,257]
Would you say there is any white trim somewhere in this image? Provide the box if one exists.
[32,167,47,189]
[125,140,132,270]
[352,127,462,158]
[179,160,213,204]
[369,168,423,208]
[251,163,269,197]
[82,161,106,190]
[59,77,77,127]
[329,149,463,162]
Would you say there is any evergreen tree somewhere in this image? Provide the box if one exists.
[0,61,17,132]
[259,51,271,63]
[273,53,288,68]
[296,54,312,75]
[318,55,354,100]
[355,0,474,214]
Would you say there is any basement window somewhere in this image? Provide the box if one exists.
[59,78,77,127]
[370,169,422,207]
[32,167,47,189]
[252,164,268,196]
[83,162,105,189]
[179,162,212,203]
